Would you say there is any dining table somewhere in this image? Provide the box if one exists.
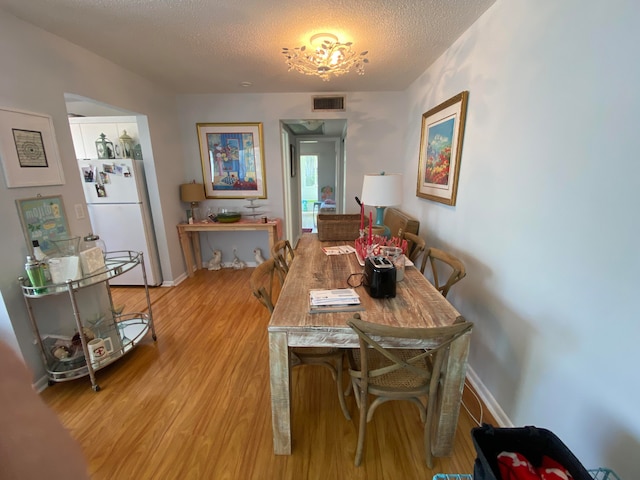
[267,233,472,456]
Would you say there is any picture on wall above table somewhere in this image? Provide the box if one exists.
[416,91,469,206]
[0,107,65,188]
[197,122,266,199]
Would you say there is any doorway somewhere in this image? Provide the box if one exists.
[299,139,340,232]
[281,119,346,244]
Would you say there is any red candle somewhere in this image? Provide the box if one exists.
[368,211,373,244]
[360,203,364,231]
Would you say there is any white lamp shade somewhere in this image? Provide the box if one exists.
[361,173,403,207]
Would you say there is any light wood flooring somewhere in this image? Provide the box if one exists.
[41,268,492,479]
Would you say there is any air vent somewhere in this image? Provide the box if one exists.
[312,96,345,112]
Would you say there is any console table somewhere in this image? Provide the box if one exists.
[177,219,281,276]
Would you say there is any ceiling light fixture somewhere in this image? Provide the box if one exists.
[282,33,369,81]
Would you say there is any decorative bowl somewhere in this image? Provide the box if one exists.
[216,212,241,223]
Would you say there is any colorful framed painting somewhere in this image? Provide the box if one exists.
[197,122,266,199]
[416,91,469,205]
[16,195,71,255]
[0,107,65,188]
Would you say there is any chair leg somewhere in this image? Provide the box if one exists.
[423,387,439,468]
[354,388,368,466]
[344,379,353,397]
[366,396,426,423]
[335,355,351,420]
[350,378,361,408]
[423,404,435,468]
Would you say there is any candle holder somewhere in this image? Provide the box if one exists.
[354,234,408,266]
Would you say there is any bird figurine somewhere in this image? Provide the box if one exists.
[231,247,246,270]
[207,250,222,270]
[253,247,265,265]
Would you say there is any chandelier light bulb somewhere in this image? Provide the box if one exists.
[282,33,369,81]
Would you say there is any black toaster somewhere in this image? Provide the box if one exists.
[363,256,396,298]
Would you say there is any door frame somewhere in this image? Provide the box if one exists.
[280,122,345,244]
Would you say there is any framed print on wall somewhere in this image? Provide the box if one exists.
[197,122,266,199]
[16,195,71,255]
[289,143,296,178]
[0,107,66,188]
[416,91,469,205]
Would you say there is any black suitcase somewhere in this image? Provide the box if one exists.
[471,424,592,480]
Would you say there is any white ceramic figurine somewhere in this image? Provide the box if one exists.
[207,250,222,270]
[253,247,265,265]
[231,247,246,270]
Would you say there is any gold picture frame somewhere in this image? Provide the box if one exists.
[416,91,469,205]
[197,122,266,199]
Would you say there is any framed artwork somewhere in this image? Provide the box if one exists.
[289,143,296,178]
[0,107,65,188]
[416,91,469,205]
[197,122,266,199]
[16,195,71,255]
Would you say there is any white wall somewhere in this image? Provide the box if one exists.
[400,0,639,476]
[0,12,186,379]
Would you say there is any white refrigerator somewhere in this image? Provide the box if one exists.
[78,158,162,286]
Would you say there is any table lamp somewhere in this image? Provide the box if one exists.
[361,172,403,238]
[180,182,205,221]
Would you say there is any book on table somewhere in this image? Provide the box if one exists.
[309,288,360,305]
[309,288,363,313]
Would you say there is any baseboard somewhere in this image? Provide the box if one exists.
[466,366,513,427]
[168,272,188,286]
[34,375,49,393]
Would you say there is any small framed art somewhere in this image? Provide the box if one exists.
[289,143,296,178]
[16,195,71,255]
[0,107,65,188]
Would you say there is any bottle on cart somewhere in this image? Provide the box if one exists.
[25,255,47,294]
[31,240,51,282]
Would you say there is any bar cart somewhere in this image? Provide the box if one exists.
[19,250,157,392]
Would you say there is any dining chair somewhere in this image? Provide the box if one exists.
[270,239,295,277]
[398,229,426,265]
[346,314,473,467]
[249,258,282,312]
[419,247,467,297]
[249,259,351,420]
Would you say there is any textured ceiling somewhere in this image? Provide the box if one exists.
[0,0,494,94]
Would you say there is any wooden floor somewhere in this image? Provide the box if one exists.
[41,268,490,479]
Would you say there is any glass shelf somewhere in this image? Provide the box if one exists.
[20,250,142,297]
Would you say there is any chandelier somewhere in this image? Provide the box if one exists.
[282,33,369,81]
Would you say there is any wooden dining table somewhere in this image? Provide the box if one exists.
[268,234,472,456]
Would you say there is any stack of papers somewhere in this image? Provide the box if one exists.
[308,288,363,313]
[321,245,356,255]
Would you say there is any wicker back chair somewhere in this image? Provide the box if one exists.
[419,247,467,297]
[346,314,473,467]
[398,229,426,266]
[270,239,295,277]
[249,258,282,313]
[249,259,350,420]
